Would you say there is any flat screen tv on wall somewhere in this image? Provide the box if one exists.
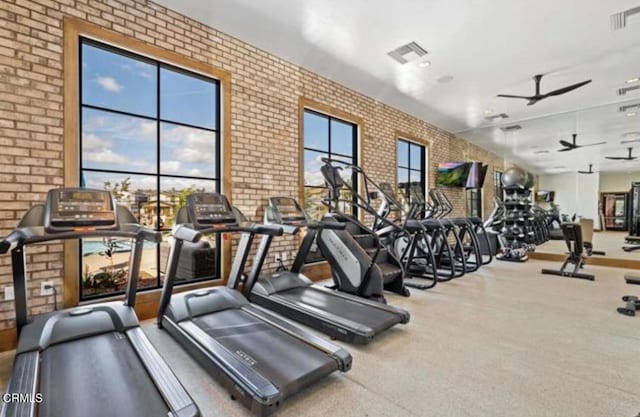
[535,190,555,203]
[436,162,471,187]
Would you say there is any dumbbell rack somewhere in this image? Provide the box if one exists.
[496,185,534,262]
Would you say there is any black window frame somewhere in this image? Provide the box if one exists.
[302,108,359,217]
[397,138,426,200]
[78,38,222,301]
[466,188,482,218]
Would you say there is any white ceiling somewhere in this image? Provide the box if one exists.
[156,0,640,174]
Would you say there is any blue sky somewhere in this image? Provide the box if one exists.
[81,43,218,185]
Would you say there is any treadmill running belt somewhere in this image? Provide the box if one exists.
[280,287,401,332]
[193,309,336,397]
[38,332,169,417]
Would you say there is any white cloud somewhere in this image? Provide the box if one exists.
[95,76,123,93]
[305,170,326,186]
[84,148,129,165]
[82,133,112,150]
[188,168,202,176]
[140,121,156,138]
[162,125,215,163]
[162,160,181,174]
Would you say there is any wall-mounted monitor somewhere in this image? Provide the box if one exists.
[436,162,470,187]
[535,190,555,203]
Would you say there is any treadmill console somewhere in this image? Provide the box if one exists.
[269,197,307,225]
[44,188,117,232]
[187,193,237,229]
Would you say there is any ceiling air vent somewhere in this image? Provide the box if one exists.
[611,6,640,30]
[485,113,509,122]
[534,150,550,155]
[500,124,522,132]
[387,41,428,64]
[619,103,640,112]
[618,85,640,96]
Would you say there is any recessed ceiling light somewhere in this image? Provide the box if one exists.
[418,60,431,67]
[628,112,637,117]
[627,77,640,84]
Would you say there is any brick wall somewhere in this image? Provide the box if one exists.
[0,0,504,330]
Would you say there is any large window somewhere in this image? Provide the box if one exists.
[397,139,426,203]
[303,109,358,220]
[79,39,221,300]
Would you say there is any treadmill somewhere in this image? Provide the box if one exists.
[0,188,199,417]
[157,193,351,416]
[244,197,410,345]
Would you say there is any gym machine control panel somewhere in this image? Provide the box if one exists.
[44,188,117,232]
[187,193,237,228]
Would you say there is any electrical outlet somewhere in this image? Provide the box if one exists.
[274,254,280,263]
[281,252,288,261]
[41,281,54,296]
[4,286,14,301]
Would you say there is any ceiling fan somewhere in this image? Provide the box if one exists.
[577,164,597,174]
[497,74,592,106]
[557,133,605,152]
[605,147,638,161]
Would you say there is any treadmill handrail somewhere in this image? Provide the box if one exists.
[307,220,346,231]
[183,222,284,237]
[0,224,161,252]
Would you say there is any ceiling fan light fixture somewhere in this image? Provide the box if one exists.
[628,112,637,117]
[628,77,640,84]
[418,60,431,68]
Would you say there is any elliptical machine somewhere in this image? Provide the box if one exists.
[316,158,411,302]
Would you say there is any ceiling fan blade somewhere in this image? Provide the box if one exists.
[545,80,592,97]
[577,171,593,174]
[557,148,573,152]
[496,94,534,99]
[605,156,628,160]
[559,140,575,148]
[580,142,606,147]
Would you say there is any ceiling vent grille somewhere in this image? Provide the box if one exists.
[387,41,428,64]
[484,113,509,122]
[533,150,550,154]
[619,103,640,112]
[618,85,640,96]
[500,124,522,132]
[611,6,640,30]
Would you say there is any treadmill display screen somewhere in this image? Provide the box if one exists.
[269,197,306,224]
[187,193,237,228]
[45,188,117,232]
